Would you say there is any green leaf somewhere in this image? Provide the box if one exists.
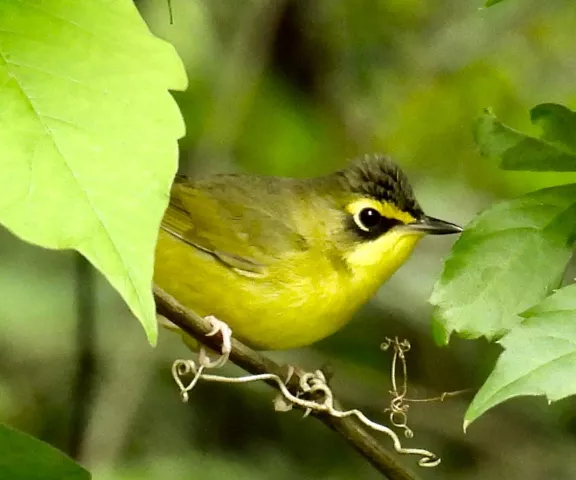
[430,184,576,345]
[0,0,187,344]
[474,104,576,172]
[0,424,90,480]
[485,0,506,6]
[464,284,576,429]
[531,103,576,152]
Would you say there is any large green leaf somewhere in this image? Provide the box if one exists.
[474,104,576,172]
[464,284,576,428]
[0,424,90,480]
[430,184,576,344]
[0,0,187,344]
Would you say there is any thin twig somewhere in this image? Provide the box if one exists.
[166,0,173,25]
[404,389,475,403]
[380,338,472,440]
[154,286,424,480]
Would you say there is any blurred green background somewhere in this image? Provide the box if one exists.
[2,0,576,478]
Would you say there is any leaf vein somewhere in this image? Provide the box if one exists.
[485,347,576,405]
[0,40,144,316]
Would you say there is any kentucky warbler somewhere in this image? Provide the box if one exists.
[154,154,461,350]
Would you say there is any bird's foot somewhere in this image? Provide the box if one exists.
[273,367,335,417]
[171,315,233,402]
[198,315,232,369]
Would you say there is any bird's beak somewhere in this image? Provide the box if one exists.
[403,216,463,235]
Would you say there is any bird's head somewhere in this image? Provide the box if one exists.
[319,154,461,278]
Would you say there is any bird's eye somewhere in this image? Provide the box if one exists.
[355,207,382,232]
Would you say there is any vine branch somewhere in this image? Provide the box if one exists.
[154,286,423,480]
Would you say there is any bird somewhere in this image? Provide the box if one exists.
[154,154,461,351]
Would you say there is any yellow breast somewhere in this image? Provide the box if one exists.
[154,228,422,350]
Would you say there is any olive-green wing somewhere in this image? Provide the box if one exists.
[161,176,308,277]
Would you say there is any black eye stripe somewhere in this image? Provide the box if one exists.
[351,207,402,240]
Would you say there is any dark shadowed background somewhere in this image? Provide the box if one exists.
[2,0,576,479]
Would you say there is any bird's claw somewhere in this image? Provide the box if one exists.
[172,316,233,402]
[198,315,232,369]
